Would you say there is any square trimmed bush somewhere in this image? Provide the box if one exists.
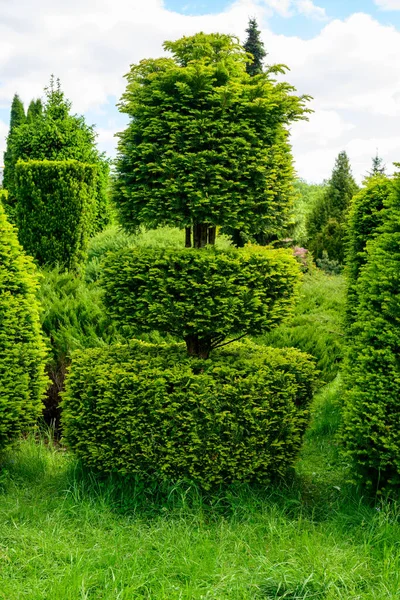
[61,340,317,488]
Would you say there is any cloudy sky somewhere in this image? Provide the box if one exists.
[1,0,400,183]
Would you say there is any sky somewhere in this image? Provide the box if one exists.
[1,0,400,183]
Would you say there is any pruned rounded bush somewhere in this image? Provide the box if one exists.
[0,204,48,451]
[15,159,97,270]
[62,340,317,488]
[101,245,301,357]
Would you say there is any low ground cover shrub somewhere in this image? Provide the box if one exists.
[62,340,317,488]
[101,245,301,358]
[0,205,48,451]
[15,159,97,269]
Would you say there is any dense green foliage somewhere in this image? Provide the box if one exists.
[307,151,358,263]
[8,79,110,230]
[26,98,43,123]
[258,269,345,382]
[243,17,267,76]
[38,268,124,427]
[290,179,326,246]
[0,204,47,451]
[345,175,392,322]
[114,32,309,241]
[15,159,97,269]
[101,245,301,357]
[62,340,316,487]
[342,174,400,491]
[3,94,26,211]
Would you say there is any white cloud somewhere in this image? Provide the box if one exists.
[0,2,399,183]
[374,0,400,10]
[263,0,327,19]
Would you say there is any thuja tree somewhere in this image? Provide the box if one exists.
[342,173,400,490]
[0,204,48,450]
[114,32,310,247]
[3,94,25,202]
[307,151,358,262]
[9,78,110,231]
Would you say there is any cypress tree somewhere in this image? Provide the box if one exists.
[243,17,267,76]
[26,98,43,123]
[3,94,25,192]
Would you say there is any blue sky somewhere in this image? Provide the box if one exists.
[1,0,400,182]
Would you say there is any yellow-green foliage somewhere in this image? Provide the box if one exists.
[0,204,48,450]
[62,340,317,488]
[342,174,400,491]
[15,159,97,270]
[101,245,301,357]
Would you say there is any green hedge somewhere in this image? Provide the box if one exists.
[0,204,48,451]
[15,159,97,270]
[101,245,301,357]
[342,174,400,491]
[62,340,317,488]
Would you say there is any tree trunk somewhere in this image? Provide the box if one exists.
[232,229,244,248]
[193,223,210,248]
[208,226,216,245]
[185,227,192,248]
[185,335,211,359]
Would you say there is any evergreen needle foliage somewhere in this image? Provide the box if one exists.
[0,204,48,451]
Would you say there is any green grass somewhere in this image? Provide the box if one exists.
[0,380,399,600]
[257,269,345,383]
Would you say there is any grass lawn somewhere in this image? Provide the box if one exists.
[0,376,399,599]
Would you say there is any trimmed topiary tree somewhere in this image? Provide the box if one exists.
[342,172,400,491]
[0,204,48,451]
[101,245,301,358]
[114,32,310,245]
[62,340,317,488]
[15,159,97,270]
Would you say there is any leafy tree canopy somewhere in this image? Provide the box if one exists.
[114,32,310,241]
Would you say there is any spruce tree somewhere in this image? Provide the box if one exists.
[3,94,25,192]
[367,152,386,178]
[307,151,358,263]
[243,17,267,76]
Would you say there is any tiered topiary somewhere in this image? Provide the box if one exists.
[62,33,316,486]
[342,172,400,491]
[0,204,48,451]
[15,159,97,270]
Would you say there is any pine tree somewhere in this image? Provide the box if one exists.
[26,98,43,123]
[243,17,266,76]
[367,152,386,178]
[3,94,25,192]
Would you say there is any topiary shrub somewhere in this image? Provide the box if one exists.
[342,174,400,491]
[101,245,301,358]
[62,340,317,488]
[0,204,48,451]
[15,159,97,270]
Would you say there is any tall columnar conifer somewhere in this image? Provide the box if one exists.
[3,94,25,193]
[26,98,43,123]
